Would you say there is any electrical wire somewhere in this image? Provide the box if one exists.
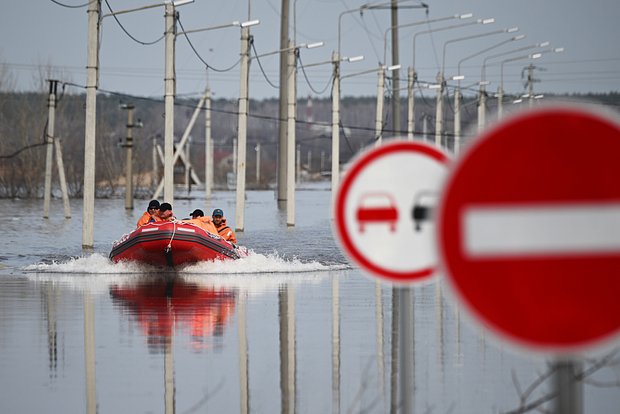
[50,0,93,8]
[176,16,241,73]
[250,41,279,89]
[103,0,164,46]
[297,54,333,96]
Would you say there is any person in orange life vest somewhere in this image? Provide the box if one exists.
[182,209,218,235]
[212,208,237,244]
[136,200,162,228]
[157,202,176,222]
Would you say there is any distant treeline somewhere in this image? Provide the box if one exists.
[0,90,618,198]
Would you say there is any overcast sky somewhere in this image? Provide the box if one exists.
[1,0,619,101]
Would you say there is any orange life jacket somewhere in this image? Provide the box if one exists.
[182,216,218,235]
[214,218,237,244]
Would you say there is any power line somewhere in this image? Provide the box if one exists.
[103,0,164,46]
[250,41,279,89]
[176,16,241,73]
[50,0,93,9]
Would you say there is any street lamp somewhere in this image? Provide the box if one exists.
[408,17,495,147]
[403,13,474,140]
[177,18,259,200]
[436,24,521,149]
[498,47,563,115]
[379,13,474,140]
[451,32,524,154]
[477,41,549,129]
[374,64,401,145]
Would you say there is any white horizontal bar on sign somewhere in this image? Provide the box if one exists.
[463,202,620,258]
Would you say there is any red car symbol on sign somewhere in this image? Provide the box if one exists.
[356,192,399,233]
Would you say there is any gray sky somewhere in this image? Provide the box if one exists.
[1,0,619,100]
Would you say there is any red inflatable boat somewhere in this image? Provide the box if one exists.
[110,221,247,267]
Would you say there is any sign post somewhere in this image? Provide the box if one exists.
[437,106,620,413]
[333,140,450,413]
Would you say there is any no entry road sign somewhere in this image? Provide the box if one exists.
[334,140,450,283]
[437,106,620,352]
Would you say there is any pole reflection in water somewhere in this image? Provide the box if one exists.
[332,275,340,414]
[279,283,296,414]
[109,276,237,413]
[83,291,97,414]
[390,286,399,414]
[375,280,386,411]
[44,283,58,378]
[238,290,249,414]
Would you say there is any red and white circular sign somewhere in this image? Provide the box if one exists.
[437,106,620,352]
[333,140,450,283]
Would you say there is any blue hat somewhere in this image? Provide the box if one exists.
[212,208,223,217]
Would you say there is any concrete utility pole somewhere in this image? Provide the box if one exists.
[406,67,415,140]
[43,81,56,219]
[163,2,176,205]
[205,88,213,197]
[286,42,296,226]
[43,80,71,219]
[331,52,340,202]
[235,24,251,231]
[375,66,386,146]
[121,104,135,210]
[390,0,400,137]
[82,0,100,248]
[277,0,290,204]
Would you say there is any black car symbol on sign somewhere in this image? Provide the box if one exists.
[412,190,436,232]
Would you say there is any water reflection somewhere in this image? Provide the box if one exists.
[109,276,237,353]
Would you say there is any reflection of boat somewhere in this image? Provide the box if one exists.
[110,221,248,267]
[109,277,236,352]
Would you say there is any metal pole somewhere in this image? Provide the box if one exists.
[205,88,213,197]
[43,80,56,218]
[235,25,251,231]
[163,2,176,204]
[123,105,135,210]
[286,43,296,226]
[81,0,100,248]
[406,67,414,140]
[553,359,583,414]
[277,0,290,203]
[331,53,340,200]
[375,66,385,146]
[184,136,190,191]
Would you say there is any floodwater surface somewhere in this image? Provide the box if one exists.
[1,186,619,413]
